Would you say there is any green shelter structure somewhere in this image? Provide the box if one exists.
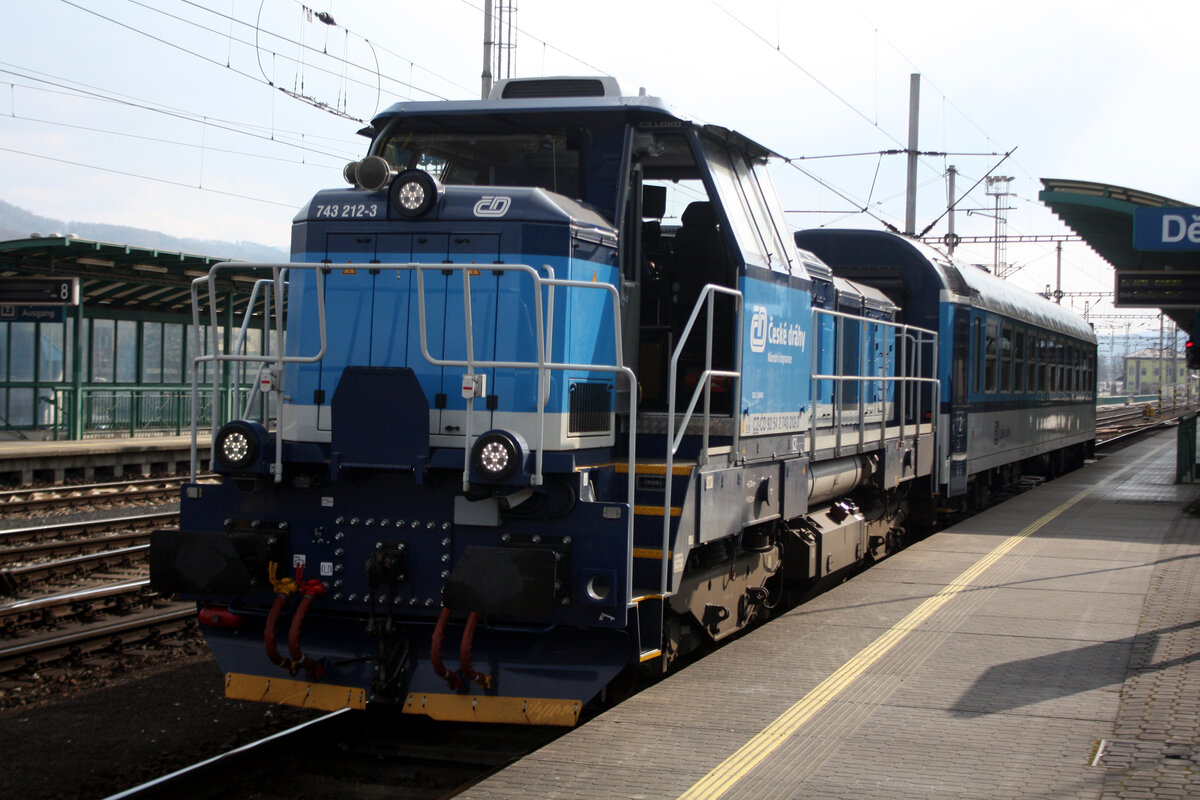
[0,235,260,440]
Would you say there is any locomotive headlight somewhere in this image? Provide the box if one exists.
[213,420,267,473]
[220,429,251,464]
[470,430,525,482]
[355,155,393,192]
[477,440,510,474]
[390,169,441,218]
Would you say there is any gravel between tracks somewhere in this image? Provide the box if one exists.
[0,642,323,800]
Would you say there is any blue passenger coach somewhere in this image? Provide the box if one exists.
[150,77,1066,726]
[795,229,1097,511]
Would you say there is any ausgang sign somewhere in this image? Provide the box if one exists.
[1133,206,1200,251]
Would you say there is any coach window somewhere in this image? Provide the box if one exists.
[1034,337,1043,392]
[1044,338,1052,393]
[985,319,998,393]
[972,317,983,394]
[1046,338,1055,393]
[1065,343,1075,395]
[1026,332,1035,391]
[999,324,1013,392]
[1014,329,1026,392]
[1042,337,1051,392]
[1054,339,1064,394]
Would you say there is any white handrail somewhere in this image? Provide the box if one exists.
[188,260,640,604]
[188,263,327,480]
[809,306,939,456]
[663,284,744,596]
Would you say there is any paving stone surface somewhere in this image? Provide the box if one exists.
[457,433,1200,800]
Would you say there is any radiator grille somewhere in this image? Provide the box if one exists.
[568,382,612,435]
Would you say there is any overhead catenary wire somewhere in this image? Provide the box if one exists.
[706,0,906,148]
[2,106,348,170]
[0,144,299,208]
[163,0,473,99]
[61,0,452,124]
[697,0,1006,237]
[0,65,361,161]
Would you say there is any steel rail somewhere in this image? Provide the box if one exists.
[0,481,186,514]
[0,544,149,594]
[0,511,177,548]
[0,529,154,567]
[0,603,194,674]
[0,476,186,502]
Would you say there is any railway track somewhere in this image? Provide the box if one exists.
[0,600,194,675]
[0,511,177,574]
[0,508,191,676]
[0,475,189,515]
[1096,402,1194,447]
[105,709,565,800]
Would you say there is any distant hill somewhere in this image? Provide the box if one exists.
[0,199,288,262]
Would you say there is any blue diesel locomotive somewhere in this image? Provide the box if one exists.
[150,76,1094,725]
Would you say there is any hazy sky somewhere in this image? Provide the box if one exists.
[3,0,1198,335]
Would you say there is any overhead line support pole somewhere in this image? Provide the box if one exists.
[905,73,920,236]
[481,0,494,100]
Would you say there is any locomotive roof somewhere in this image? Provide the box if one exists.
[370,93,677,127]
[368,81,781,163]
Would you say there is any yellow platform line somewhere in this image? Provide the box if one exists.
[674,444,1165,800]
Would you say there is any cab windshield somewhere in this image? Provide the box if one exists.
[376,129,583,200]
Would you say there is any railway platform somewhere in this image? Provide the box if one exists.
[459,429,1200,800]
[0,434,195,485]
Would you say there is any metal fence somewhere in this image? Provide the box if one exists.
[7,386,265,439]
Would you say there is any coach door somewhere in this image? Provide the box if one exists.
[947,308,970,496]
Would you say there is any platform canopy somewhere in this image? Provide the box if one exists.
[0,235,250,317]
[1039,179,1200,332]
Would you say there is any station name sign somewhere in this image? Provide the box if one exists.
[1133,207,1200,251]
